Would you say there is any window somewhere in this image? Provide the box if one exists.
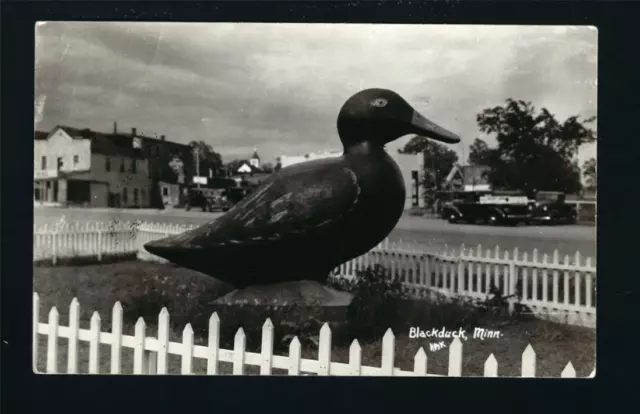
[162,186,169,196]
[140,189,146,206]
[57,157,63,171]
[131,159,137,174]
[123,188,128,203]
[73,155,79,166]
[133,188,139,204]
[120,159,125,173]
[41,156,47,170]
[105,157,111,172]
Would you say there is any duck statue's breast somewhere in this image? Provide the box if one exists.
[338,145,406,259]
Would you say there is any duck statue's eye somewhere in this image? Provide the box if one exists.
[370,98,388,108]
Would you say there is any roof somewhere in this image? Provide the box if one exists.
[34,130,49,140]
[44,125,147,159]
[235,161,263,174]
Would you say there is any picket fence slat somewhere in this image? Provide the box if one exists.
[88,312,101,374]
[67,299,80,374]
[46,307,59,374]
[32,293,40,372]
[111,302,123,374]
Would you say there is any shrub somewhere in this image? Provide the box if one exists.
[342,265,406,341]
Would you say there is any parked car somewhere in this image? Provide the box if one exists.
[442,191,532,226]
[223,186,254,207]
[527,191,577,225]
[185,188,230,212]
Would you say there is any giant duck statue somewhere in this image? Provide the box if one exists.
[144,88,460,289]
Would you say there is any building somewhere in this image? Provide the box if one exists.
[248,148,261,169]
[278,149,424,210]
[34,124,194,208]
[225,149,272,187]
[34,126,150,207]
[443,164,491,192]
[110,123,194,207]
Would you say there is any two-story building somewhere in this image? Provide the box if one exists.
[109,123,194,208]
[34,126,151,207]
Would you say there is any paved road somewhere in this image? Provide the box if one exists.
[33,207,596,259]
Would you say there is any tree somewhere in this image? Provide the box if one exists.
[399,135,459,205]
[261,162,274,174]
[474,99,596,194]
[582,157,597,192]
[468,138,494,166]
[188,140,223,177]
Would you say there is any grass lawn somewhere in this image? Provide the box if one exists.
[33,261,596,377]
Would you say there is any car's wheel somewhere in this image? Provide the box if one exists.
[488,214,499,225]
[447,214,458,224]
[185,205,191,211]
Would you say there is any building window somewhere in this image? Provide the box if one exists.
[123,188,128,204]
[140,189,146,206]
[34,188,41,200]
[41,156,47,170]
[73,155,79,166]
[162,186,168,196]
[133,188,139,204]
[120,159,125,173]
[57,157,63,171]
[131,159,137,174]
[106,157,111,172]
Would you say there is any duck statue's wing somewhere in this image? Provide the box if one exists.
[174,161,361,247]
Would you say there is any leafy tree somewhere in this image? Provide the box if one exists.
[261,162,274,174]
[474,99,596,194]
[399,135,459,206]
[188,140,223,177]
[582,157,597,192]
[468,138,494,166]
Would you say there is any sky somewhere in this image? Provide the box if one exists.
[35,22,597,167]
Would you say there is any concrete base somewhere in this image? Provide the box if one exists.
[208,281,355,350]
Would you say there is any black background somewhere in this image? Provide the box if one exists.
[2,1,638,413]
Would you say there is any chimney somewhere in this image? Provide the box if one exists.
[131,128,137,137]
[113,122,118,135]
[160,135,166,141]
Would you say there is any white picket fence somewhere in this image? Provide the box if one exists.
[33,221,596,328]
[32,293,595,377]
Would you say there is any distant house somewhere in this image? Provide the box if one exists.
[443,164,491,192]
[229,149,271,186]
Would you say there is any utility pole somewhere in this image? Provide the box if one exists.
[194,146,200,188]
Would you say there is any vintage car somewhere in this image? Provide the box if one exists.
[441,191,532,226]
[527,191,577,225]
[184,187,231,212]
